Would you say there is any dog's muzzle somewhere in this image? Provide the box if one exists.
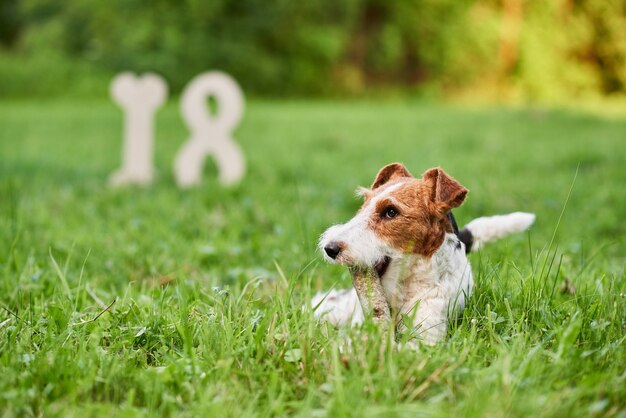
[324,241,391,278]
[322,237,391,278]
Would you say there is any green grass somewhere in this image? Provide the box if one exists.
[1,98,625,417]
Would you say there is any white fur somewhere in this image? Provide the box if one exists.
[311,288,364,326]
[464,212,535,251]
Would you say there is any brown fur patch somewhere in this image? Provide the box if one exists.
[371,163,413,190]
[362,167,468,258]
[422,167,468,213]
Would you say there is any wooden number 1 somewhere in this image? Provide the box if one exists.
[109,72,167,186]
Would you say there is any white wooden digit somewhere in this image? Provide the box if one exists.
[174,71,246,187]
[109,72,167,186]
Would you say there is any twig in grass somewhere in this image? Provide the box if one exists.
[159,274,177,286]
[85,284,107,309]
[1,304,31,326]
[560,277,576,295]
[404,346,469,401]
[139,273,177,288]
[70,297,117,326]
[405,362,448,401]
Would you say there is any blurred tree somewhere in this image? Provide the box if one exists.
[579,0,626,93]
[1,0,625,99]
[0,0,21,47]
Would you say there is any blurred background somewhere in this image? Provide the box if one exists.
[1,0,625,278]
[1,0,625,103]
[1,5,625,413]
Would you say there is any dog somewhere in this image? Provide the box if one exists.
[312,163,535,344]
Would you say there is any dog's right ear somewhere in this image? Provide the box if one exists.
[371,163,413,190]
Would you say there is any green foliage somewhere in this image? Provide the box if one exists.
[0,0,21,47]
[0,98,625,416]
[0,50,110,97]
[1,0,626,100]
[13,0,363,95]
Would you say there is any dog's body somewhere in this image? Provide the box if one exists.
[313,163,535,344]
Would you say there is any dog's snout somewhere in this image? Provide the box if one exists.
[324,242,342,259]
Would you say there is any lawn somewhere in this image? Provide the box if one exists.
[0,98,625,417]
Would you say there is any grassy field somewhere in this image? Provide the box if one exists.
[1,98,625,417]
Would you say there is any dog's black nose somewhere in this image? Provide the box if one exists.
[324,242,342,259]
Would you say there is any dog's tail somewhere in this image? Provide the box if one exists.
[459,212,535,253]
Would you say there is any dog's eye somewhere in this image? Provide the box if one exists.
[382,207,398,219]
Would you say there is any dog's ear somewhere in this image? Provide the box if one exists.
[371,163,413,190]
[422,167,468,211]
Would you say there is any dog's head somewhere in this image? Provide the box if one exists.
[319,163,468,276]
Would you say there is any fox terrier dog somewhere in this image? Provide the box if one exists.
[313,163,535,344]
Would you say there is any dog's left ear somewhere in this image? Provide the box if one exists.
[422,167,468,211]
[371,163,413,190]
